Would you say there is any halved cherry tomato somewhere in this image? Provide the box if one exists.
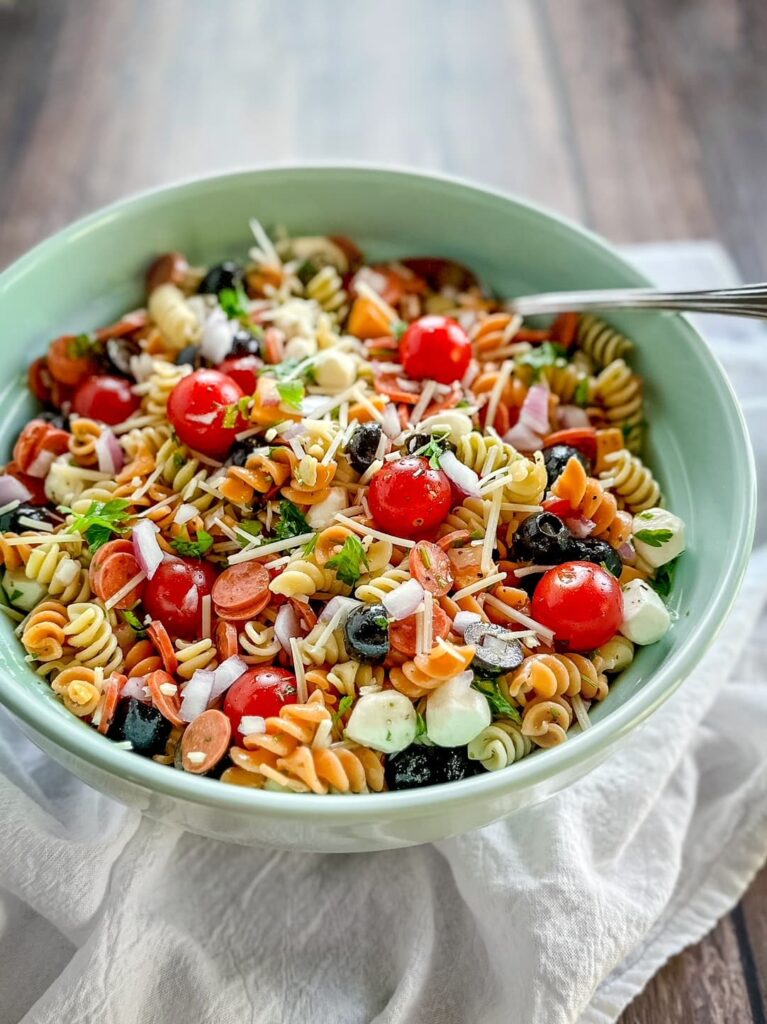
[47,335,97,387]
[532,561,622,651]
[542,496,577,518]
[368,457,452,539]
[389,605,451,656]
[73,375,141,426]
[399,316,472,384]
[144,559,217,641]
[409,541,453,597]
[542,428,597,464]
[217,355,260,395]
[98,673,125,735]
[166,368,245,459]
[223,666,298,738]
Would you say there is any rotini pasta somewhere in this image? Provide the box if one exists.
[576,314,633,368]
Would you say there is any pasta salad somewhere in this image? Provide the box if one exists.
[0,224,685,794]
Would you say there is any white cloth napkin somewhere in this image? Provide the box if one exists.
[1,242,766,1024]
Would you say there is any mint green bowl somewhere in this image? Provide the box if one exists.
[0,167,755,851]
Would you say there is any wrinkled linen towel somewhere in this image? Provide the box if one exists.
[0,241,766,1024]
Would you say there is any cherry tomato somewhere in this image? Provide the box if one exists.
[73,375,141,425]
[399,316,472,384]
[223,666,298,738]
[142,558,217,640]
[532,561,622,651]
[217,355,260,395]
[47,335,96,387]
[409,541,453,596]
[542,496,577,518]
[368,456,452,538]
[167,369,245,459]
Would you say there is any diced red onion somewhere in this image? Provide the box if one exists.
[95,428,124,475]
[121,675,150,701]
[209,655,248,701]
[504,421,543,452]
[275,603,302,653]
[453,610,482,635]
[200,308,235,363]
[132,518,164,580]
[518,384,550,436]
[558,404,591,429]
[174,503,198,526]
[0,475,32,504]
[618,541,636,564]
[381,403,401,439]
[26,449,56,478]
[382,578,425,620]
[564,517,595,539]
[180,669,215,722]
[318,595,360,625]
[439,450,481,497]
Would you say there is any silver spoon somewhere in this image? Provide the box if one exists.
[510,283,767,319]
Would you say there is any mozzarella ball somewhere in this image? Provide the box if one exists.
[345,691,417,754]
[306,487,348,530]
[314,350,357,391]
[632,507,686,569]
[426,673,491,747]
[619,579,671,645]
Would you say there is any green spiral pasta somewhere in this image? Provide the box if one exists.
[576,314,633,369]
[599,449,660,512]
[467,719,532,771]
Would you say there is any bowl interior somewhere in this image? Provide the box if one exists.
[0,166,755,815]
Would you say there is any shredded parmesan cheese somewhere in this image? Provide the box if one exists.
[105,570,147,610]
[482,594,555,643]
[290,637,307,703]
[333,514,416,548]
[452,571,506,602]
[201,595,212,639]
[483,360,513,432]
[423,591,433,651]
[227,532,315,565]
[480,488,502,573]
[411,380,438,426]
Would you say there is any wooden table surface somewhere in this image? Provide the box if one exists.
[1,1,765,1020]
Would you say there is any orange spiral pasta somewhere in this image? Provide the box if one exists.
[0,533,34,570]
[389,642,475,699]
[521,695,573,748]
[220,448,292,505]
[123,639,163,677]
[470,312,522,361]
[552,455,632,546]
[67,418,102,466]
[51,664,103,718]
[504,653,606,703]
[21,600,68,662]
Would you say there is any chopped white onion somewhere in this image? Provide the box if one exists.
[439,450,481,497]
[453,610,482,635]
[0,475,31,504]
[209,655,248,701]
[121,675,150,701]
[318,595,360,624]
[558,404,591,429]
[239,715,266,736]
[180,669,215,723]
[381,403,401,439]
[274,603,302,652]
[200,308,236,363]
[26,449,56,478]
[279,422,306,441]
[95,428,124,475]
[564,517,595,539]
[174,503,198,526]
[299,395,329,416]
[382,578,425,620]
[132,518,164,580]
[504,421,542,452]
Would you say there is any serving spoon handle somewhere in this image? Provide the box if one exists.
[510,282,767,320]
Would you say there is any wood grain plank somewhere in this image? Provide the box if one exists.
[620,916,756,1024]
[738,862,767,1016]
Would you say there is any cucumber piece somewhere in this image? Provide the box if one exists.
[2,569,47,611]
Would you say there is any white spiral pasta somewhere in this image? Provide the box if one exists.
[63,602,122,673]
[595,635,635,673]
[599,449,660,512]
[25,543,90,603]
[269,558,349,598]
[239,622,281,664]
[301,624,349,666]
[139,360,192,418]
[355,567,410,603]
[577,314,633,368]
[148,283,201,349]
[305,265,348,320]
[175,638,217,679]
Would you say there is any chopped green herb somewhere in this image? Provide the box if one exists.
[222,395,252,430]
[373,615,389,630]
[518,341,568,379]
[638,510,654,520]
[456,399,471,409]
[9,589,23,603]
[650,559,676,598]
[415,711,427,740]
[69,332,96,358]
[65,499,132,552]
[297,258,320,286]
[171,530,214,558]
[574,377,590,408]
[218,285,250,320]
[123,609,148,638]
[392,320,408,340]
[172,451,186,470]
[386,729,393,742]
[261,356,317,384]
[276,380,305,410]
[634,528,673,548]
[237,520,263,547]
[302,533,319,556]
[472,676,522,723]
[411,430,451,470]
[332,694,354,725]
[274,500,310,541]
[326,534,369,587]
[419,546,432,569]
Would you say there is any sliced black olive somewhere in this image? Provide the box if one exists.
[296,259,320,287]
[228,327,261,358]
[0,503,64,534]
[229,435,262,468]
[108,698,171,757]
[105,337,142,378]
[404,432,457,456]
[38,410,70,431]
[567,536,623,577]
[176,344,210,370]
[343,603,390,663]
[464,622,525,675]
[385,744,481,789]
[346,422,383,474]
[198,261,243,295]
[513,512,573,564]
[542,444,592,487]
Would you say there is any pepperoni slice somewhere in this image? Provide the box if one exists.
[89,539,135,583]
[148,621,178,675]
[147,669,184,727]
[215,620,239,661]
[12,420,50,473]
[542,428,597,464]
[389,605,451,656]
[409,541,453,597]
[97,673,125,735]
[373,373,419,404]
[289,597,317,632]
[95,309,149,342]
[180,709,232,774]
[93,551,145,609]
[146,252,189,294]
[212,562,270,613]
[214,591,271,623]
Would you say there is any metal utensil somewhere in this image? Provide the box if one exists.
[510,282,767,319]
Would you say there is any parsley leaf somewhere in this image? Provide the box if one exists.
[637,510,655,520]
[260,356,317,384]
[122,609,148,638]
[332,694,354,726]
[297,259,320,286]
[634,528,673,548]
[650,559,677,598]
[237,521,263,547]
[392,320,408,340]
[218,285,250,320]
[574,377,590,407]
[302,533,319,556]
[415,711,427,740]
[410,429,451,470]
[456,399,471,409]
[373,615,389,630]
[518,341,568,379]
[66,499,132,552]
[326,535,369,587]
[274,500,310,541]
[69,332,96,358]
[171,530,214,558]
[276,380,305,410]
[472,676,522,723]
